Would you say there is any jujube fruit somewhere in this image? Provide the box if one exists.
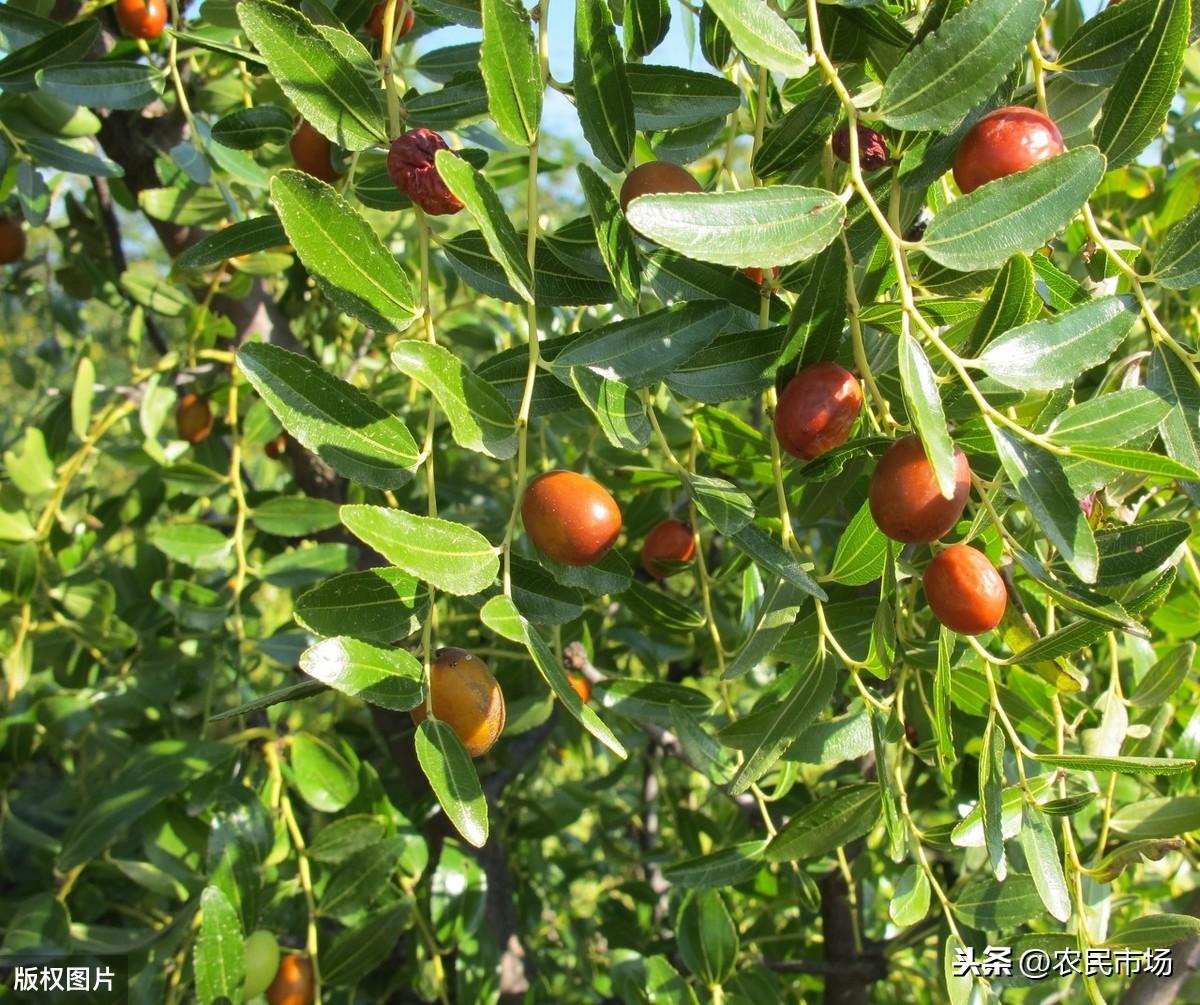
[289,120,341,185]
[641,518,695,578]
[774,363,863,461]
[266,953,313,1005]
[521,470,622,567]
[115,0,167,40]
[923,544,1007,635]
[742,265,779,286]
[868,435,971,543]
[387,129,464,215]
[243,930,280,1000]
[367,2,415,41]
[175,393,214,445]
[952,106,1065,195]
[568,674,591,703]
[265,433,289,460]
[0,217,26,264]
[832,125,890,171]
[410,647,505,757]
[619,161,703,215]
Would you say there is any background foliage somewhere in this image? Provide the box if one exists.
[2,0,1200,1003]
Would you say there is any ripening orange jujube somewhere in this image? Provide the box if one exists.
[0,217,26,265]
[568,674,592,703]
[868,435,971,544]
[923,545,1007,635]
[289,120,341,185]
[115,0,167,40]
[264,433,289,460]
[175,393,214,445]
[521,470,622,567]
[641,518,695,578]
[774,363,863,461]
[619,161,703,214]
[410,648,505,757]
[266,954,313,1005]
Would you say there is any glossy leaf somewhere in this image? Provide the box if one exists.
[271,170,418,330]
[573,0,634,172]
[923,148,1106,272]
[703,0,811,77]
[238,344,420,490]
[625,186,845,269]
[577,163,640,306]
[899,333,958,498]
[340,505,499,596]
[194,887,243,1005]
[299,637,423,710]
[480,0,542,146]
[765,783,882,862]
[37,62,164,111]
[415,720,489,847]
[677,891,737,986]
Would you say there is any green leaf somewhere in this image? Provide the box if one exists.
[730,522,828,601]
[299,637,424,711]
[1105,913,1200,949]
[321,903,410,987]
[945,934,972,1005]
[417,721,479,843]
[898,333,958,498]
[153,524,231,569]
[569,369,649,449]
[1019,801,1071,923]
[443,230,616,307]
[976,295,1137,391]
[1096,521,1190,587]
[787,242,848,368]
[174,216,288,271]
[251,496,341,537]
[70,356,93,441]
[1155,204,1200,289]
[667,326,786,403]
[683,473,755,535]
[37,62,164,111]
[624,580,706,632]
[595,679,713,726]
[480,0,542,146]
[237,0,385,149]
[211,105,295,150]
[435,150,533,302]
[238,344,419,490]
[752,85,842,180]
[208,680,327,721]
[391,341,517,460]
[1064,444,1200,481]
[953,874,1045,932]
[922,147,1107,272]
[827,500,888,587]
[980,712,1007,880]
[269,170,418,331]
[319,837,408,917]
[728,655,837,795]
[765,783,882,862]
[625,186,846,269]
[550,301,730,390]
[890,865,931,928]
[152,580,230,631]
[1148,345,1200,504]
[990,424,1099,583]
[340,505,498,596]
[725,580,804,680]
[482,596,627,755]
[677,891,738,986]
[1110,795,1200,840]
[934,627,956,786]
[624,0,670,57]
[573,0,634,172]
[703,0,811,77]
[1058,0,1153,84]
[1094,0,1190,169]
[59,740,236,869]
[877,0,1044,130]
[194,887,243,1005]
[1034,753,1196,776]
[294,567,426,644]
[577,163,640,307]
[663,842,766,889]
[1129,642,1195,708]
[626,64,741,130]
[0,20,98,91]
[291,733,358,812]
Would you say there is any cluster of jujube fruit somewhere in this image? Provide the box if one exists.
[239,929,313,1005]
[112,23,1069,763]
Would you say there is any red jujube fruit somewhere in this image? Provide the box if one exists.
[774,363,863,461]
[619,161,703,214]
[868,435,971,543]
[290,120,341,185]
[266,954,314,1005]
[923,545,1007,635]
[115,0,167,40]
[952,106,1065,194]
[521,470,622,567]
[641,518,696,578]
[0,217,26,264]
[410,648,505,757]
[367,2,415,41]
[387,129,464,215]
[832,125,890,171]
